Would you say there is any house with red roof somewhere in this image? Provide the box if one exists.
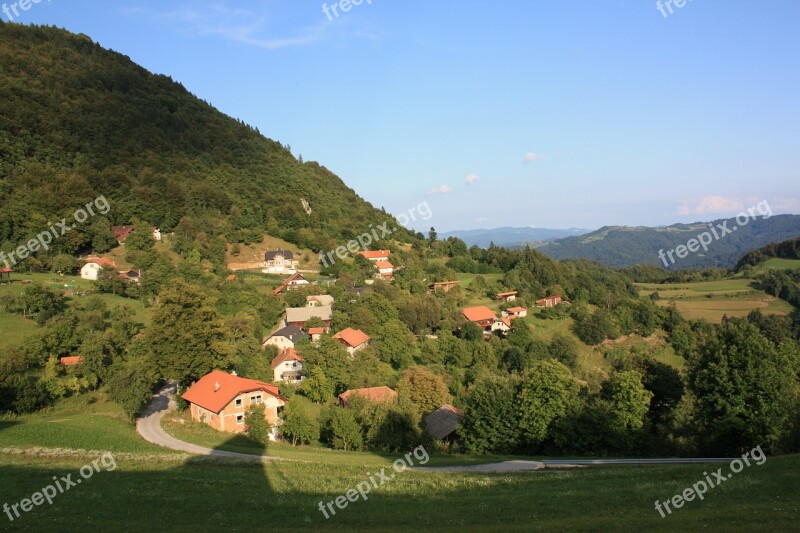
[496,290,518,302]
[59,356,84,367]
[0,268,12,283]
[272,272,310,295]
[357,249,391,262]
[80,257,117,281]
[182,370,286,435]
[111,225,135,243]
[535,295,563,308]
[333,327,370,355]
[338,386,397,408]
[271,348,305,384]
[374,261,394,280]
[462,306,511,336]
[502,306,528,319]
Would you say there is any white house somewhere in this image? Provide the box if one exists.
[262,325,309,351]
[263,250,298,274]
[271,348,305,383]
[306,295,334,307]
[80,258,117,281]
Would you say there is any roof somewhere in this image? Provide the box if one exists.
[84,257,117,269]
[0,268,12,273]
[59,356,84,366]
[285,305,333,324]
[271,348,305,369]
[506,307,527,313]
[536,294,562,302]
[497,291,518,298]
[307,295,335,306]
[423,404,463,440]
[375,261,394,270]
[111,225,135,240]
[433,281,460,286]
[226,274,238,281]
[333,327,370,348]
[462,306,497,323]
[358,250,391,260]
[182,369,283,414]
[498,317,512,328]
[308,327,325,335]
[265,249,294,261]
[272,273,310,294]
[269,325,309,344]
[338,386,397,405]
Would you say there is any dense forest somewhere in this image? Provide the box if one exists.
[0,23,419,265]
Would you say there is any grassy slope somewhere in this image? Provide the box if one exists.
[0,393,173,454]
[763,258,800,270]
[0,273,150,350]
[0,450,797,531]
[637,278,794,323]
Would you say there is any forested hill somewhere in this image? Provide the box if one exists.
[535,215,800,269]
[0,23,415,260]
[736,237,800,270]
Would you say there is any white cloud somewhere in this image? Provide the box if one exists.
[428,185,453,194]
[465,173,481,185]
[476,216,490,223]
[523,152,543,163]
[123,1,328,50]
[677,196,747,216]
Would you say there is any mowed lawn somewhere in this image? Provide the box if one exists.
[0,451,797,531]
[636,279,794,323]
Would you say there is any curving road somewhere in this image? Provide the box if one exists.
[139,383,735,472]
[136,381,278,460]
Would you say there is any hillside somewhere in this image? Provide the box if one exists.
[440,227,592,248]
[0,24,416,262]
[736,236,800,270]
[535,215,800,269]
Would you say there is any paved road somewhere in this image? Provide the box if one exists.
[138,383,735,471]
[417,457,736,473]
[136,381,278,461]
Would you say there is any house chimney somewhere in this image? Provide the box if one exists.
[231,370,237,376]
[214,381,221,392]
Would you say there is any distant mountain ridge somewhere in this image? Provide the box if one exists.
[440,227,593,248]
[533,214,800,269]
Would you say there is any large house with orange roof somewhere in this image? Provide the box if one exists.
[333,327,370,355]
[374,260,394,279]
[80,257,117,281]
[182,370,286,436]
[338,386,397,408]
[462,306,511,336]
[357,250,391,262]
[271,348,305,383]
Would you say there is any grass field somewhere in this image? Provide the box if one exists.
[0,393,173,455]
[636,278,794,323]
[0,447,797,531]
[763,258,800,270]
[2,396,799,530]
[0,273,151,350]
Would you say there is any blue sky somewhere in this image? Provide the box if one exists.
[7,0,799,231]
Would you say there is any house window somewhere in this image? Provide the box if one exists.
[250,395,262,405]
[236,415,244,424]
[235,397,243,407]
